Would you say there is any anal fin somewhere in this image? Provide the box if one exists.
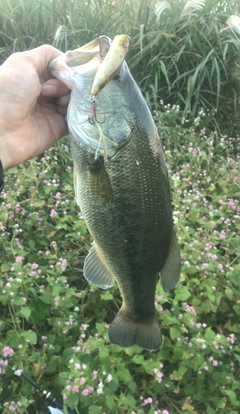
[83,243,115,289]
[159,228,181,292]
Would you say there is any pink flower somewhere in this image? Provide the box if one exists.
[72,385,79,392]
[54,297,60,306]
[55,192,61,199]
[16,257,23,264]
[80,377,86,385]
[61,259,67,272]
[50,209,57,217]
[228,201,236,210]
[63,394,67,400]
[66,385,71,391]
[82,389,89,396]
[32,263,39,269]
[163,411,169,414]
[3,347,14,357]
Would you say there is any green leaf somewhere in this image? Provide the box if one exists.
[13,297,26,306]
[176,288,191,301]
[106,396,116,411]
[20,307,31,321]
[99,349,109,359]
[170,327,182,340]
[53,284,63,294]
[224,390,238,406]
[3,408,13,414]
[102,291,113,301]
[204,327,216,344]
[21,330,37,345]
[40,291,53,304]
[119,395,136,409]
[88,406,102,414]
[28,240,35,249]
[225,288,233,300]
[1,263,10,272]
[132,355,144,365]
[234,353,240,363]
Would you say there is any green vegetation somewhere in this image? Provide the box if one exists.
[0,1,240,413]
[1,0,240,121]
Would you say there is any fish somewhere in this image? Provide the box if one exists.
[48,34,181,351]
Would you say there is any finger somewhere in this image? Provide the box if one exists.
[24,44,64,76]
[41,78,70,97]
[57,104,68,116]
[58,94,70,107]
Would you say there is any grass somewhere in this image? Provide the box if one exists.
[1,0,240,122]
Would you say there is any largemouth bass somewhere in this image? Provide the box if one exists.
[48,35,181,351]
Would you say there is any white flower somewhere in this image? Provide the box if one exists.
[107,374,113,382]
[97,381,104,394]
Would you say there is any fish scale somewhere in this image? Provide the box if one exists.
[71,124,171,318]
[48,34,181,351]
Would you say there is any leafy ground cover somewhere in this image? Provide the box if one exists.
[0,106,239,413]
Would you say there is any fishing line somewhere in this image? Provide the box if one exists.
[95,122,108,164]
[89,95,108,163]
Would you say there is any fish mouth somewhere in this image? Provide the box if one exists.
[48,34,131,92]
[48,34,131,158]
[64,34,131,96]
[65,36,111,67]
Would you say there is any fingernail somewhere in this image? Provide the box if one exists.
[42,83,57,95]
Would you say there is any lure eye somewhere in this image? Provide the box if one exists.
[113,73,120,80]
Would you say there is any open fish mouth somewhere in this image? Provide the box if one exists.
[64,34,131,96]
[48,35,132,158]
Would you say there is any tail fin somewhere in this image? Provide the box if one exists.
[108,308,161,351]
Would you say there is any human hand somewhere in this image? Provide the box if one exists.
[0,44,71,170]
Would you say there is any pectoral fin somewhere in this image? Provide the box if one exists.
[159,228,181,292]
[83,243,115,289]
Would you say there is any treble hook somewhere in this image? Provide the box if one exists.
[96,33,104,60]
[88,95,106,125]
